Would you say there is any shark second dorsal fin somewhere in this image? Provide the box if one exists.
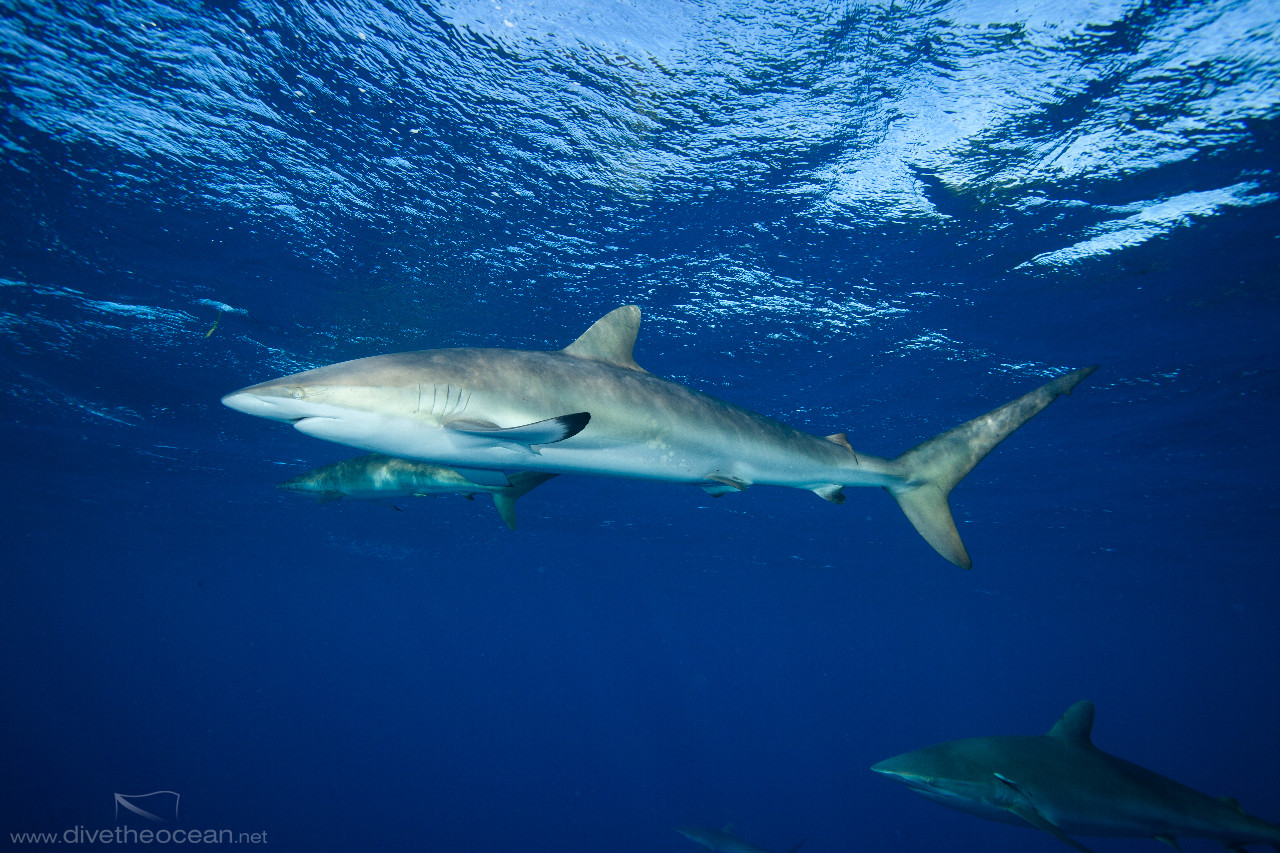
[561,305,647,372]
[1047,700,1096,747]
[1216,796,1244,812]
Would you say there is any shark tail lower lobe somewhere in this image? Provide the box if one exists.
[887,366,1097,568]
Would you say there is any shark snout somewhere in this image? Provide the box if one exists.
[221,389,290,420]
[221,383,336,424]
[871,755,936,793]
[870,756,912,779]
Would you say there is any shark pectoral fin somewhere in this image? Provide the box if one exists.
[446,413,591,451]
[785,840,807,853]
[706,474,749,492]
[812,484,845,504]
[994,774,1097,853]
[1153,835,1181,850]
[454,468,512,488]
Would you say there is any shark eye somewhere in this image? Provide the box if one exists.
[291,387,305,400]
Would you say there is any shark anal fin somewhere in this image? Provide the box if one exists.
[446,412,590,450]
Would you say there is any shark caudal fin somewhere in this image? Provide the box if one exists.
[888,366,1097,568]
[490,472,559,531]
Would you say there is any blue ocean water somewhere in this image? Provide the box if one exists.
[2,0,1278,851]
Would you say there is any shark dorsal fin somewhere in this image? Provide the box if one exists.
[1047,700,1096,747]
[561,306,647,372]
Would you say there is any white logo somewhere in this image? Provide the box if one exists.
[113,791,180,824]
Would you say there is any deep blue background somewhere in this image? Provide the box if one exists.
[3,1,1279,851]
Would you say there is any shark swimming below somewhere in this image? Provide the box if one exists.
[676,825,805,853]
[872,700,1280,852]
[222,305,1096,567]
[276,454,556,530]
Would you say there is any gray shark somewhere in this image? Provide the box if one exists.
[277,454,556,530]
[222,305,1095,567]
[676,825,805,853]
[872,700,1280,852]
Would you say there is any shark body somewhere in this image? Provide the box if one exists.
[223,306,1095,567]
[872,700,1280,852]
[277,454,555,530]
[676,825,804,853]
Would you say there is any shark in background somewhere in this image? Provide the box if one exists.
[223,305,1096,568]
[872,700,1280,852]
[277,454,556,530]
[676,825,805,853]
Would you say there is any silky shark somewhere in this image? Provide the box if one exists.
[872,700,1280,852]
[676,825,805,853]
[222,305,1095,567]
[277,454,556,530]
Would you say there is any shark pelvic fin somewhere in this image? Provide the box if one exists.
[562,305,648,372]
[1153,835,1181,850]
[446,412,590,451]
[886,366,1098,569]
[812,484,846,503]
[1047,700,1096,747]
